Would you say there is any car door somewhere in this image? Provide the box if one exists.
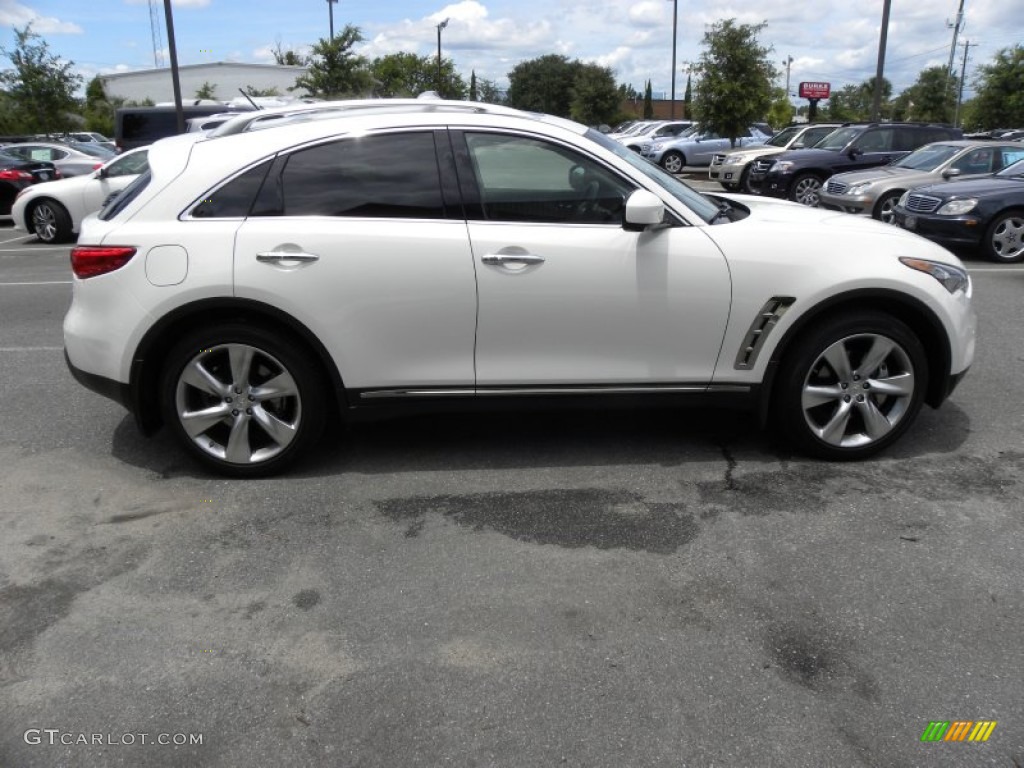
[837,128,899,173]
[456,130,731,388]
[231,130,478,393]
[80,150,149,214]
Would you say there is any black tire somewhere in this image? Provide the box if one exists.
[159,323,328,477]
[660,151,686,174]
[872,190,903,224]
[739,165,756,194]
[30,199,74,244]
[983,208,1024,263]
[788,173,823,206]
[720,182,738,191]
[773,311,928,460]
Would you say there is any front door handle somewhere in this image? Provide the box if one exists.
[481,253,545,266]
[256,244,320,264]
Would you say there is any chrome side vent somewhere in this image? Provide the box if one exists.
[734,297,796,370]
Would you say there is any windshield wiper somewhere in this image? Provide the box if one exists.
[710,201,733,224]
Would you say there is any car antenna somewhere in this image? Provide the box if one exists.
[238,89,263,110]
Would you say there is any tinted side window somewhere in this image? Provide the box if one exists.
[951,147,997,174]
[856,129,893,152]
[464,133,633,224]
[192,160,273,218]
[99,170,151,221]
[276,133,444,219]
[999,147,1024,169]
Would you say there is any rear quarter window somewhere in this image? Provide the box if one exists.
[99,170,152,221]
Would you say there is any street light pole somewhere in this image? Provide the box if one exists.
[162,0,184,134]
[668,0,678,119]
[436,18,449,97]
[327,0,338,40]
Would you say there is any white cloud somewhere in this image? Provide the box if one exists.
[0,1,82,34]
[628,2,668,28]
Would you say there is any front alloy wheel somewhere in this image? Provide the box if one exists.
[790,174,822,206]
[985,209,1024,263]
[660,151,685,174]
[776,313,927,459]
[162,325,325,476]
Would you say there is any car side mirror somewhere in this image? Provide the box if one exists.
[942,167,962,180]
[848,147,863,159]
[623,189,666,231]
[95,167,109,179]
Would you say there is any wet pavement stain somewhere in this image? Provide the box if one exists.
[375,488,697,553]
[0,580,81,654]
[293,590,321,610]
[765,619,880,703]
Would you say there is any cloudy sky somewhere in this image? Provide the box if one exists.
[1,0,1021,101]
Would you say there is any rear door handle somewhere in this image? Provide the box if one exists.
[481,253,545,266]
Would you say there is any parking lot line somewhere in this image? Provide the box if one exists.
[0,280,72,286]
[967,267,1024,273]
[0,234,32,245]
[0,246,67,252]
[0,346,63,352]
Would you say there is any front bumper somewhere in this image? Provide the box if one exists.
[819,191,872,214]
[891,207,985,251]
[758,171,792,199]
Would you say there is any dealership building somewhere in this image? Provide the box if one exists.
[100,62,310,104]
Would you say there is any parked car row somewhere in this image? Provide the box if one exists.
[711,120,1024,262]
[641,125,772,172]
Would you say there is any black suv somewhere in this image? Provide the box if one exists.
[752,123,963,205]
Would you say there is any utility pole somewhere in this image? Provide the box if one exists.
[954,40,973,128]
[783,55,793,104]
[668,0,678,119]
[946,0,965,118]
[162,0,184,133]
[436,18,449,97]
[327,0,338,40]
[871,0,892,121]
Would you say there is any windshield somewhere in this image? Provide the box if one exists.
[996,158,1024,178]
[766,126,803,148]
[587,128,721,223]
[814,127,860,151]
[892,144,961,171]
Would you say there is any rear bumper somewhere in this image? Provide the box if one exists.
[65,348,131,410]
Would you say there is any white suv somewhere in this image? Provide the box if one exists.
[64,100,976,476]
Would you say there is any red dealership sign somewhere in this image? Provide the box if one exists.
[799,81,831,99]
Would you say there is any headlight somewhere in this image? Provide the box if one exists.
[937,198,978,215]
[847,182,872,195]
[724,155,746,165]
[899,257,970,295]
[651,142,665,151]
[898,191,910,207]
[770,160,794,173]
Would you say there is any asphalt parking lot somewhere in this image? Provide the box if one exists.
[1,219,1022,767]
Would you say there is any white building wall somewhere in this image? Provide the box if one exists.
[101,63,309,104]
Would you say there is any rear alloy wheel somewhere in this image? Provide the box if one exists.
[30,199,74,244]
[660,151,686,174]
[789,174,823,206]
[872,190,903,224]
[160,324,326,476]
[984,209,1024,263]
[775,312,928,459]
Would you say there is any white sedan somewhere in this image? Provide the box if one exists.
[12,148,149,244]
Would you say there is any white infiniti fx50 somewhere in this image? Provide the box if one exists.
[63,100,976,476]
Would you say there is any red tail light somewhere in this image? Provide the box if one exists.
[92,162,104,170]
[71,246,137,279]
[0,169,32,181]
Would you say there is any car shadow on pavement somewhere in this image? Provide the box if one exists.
[108,400,971,480]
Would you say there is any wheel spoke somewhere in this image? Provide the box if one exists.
[857,336,894,377]
[181,359,229,397]
[181,403,231,437]
[818,399,853,444]
[802,384,845,409]
[228,345,255,388]
[868,371,915,397]
[225,415,252,463]
[250,371,298,402]
[251,405,297,448]
[823,342,853,381]
[857,397,893,439]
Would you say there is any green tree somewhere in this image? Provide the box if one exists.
[476,76,503,104]
[895,66,955,122]
[506,54,578,116]
[683,73,692,109]
[690,19,775,147]
[971,44,1024,130]
[470,70,478,101]
[569,63,620,125]
[194,81,217,100]
[292,26,374,98]
[370,51,465,98]
[766,86,794,129]
[643,79,653,119]
[824,77,892,122]
[0,25,82,132]
[244,85,281,97]
[82,75,122,137]
[271,39,309,66]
